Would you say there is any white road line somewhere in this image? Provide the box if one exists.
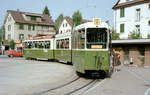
[144,88,150,95]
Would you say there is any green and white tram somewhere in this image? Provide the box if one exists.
[23,36,54,60]
[23,18,112,77]
[54,32,72,63]
[72,19,111,77]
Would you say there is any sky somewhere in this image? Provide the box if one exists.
[0,0,118,27]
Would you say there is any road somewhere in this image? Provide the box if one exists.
[0,55,76,95]
[0,55,150,95]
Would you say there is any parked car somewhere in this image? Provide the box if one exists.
[8,50,23,57]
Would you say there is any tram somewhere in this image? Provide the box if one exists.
[23,18,112,77]
[72,19,111,77]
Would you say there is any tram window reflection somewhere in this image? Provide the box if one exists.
[86,28,107,49]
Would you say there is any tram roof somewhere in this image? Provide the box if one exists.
[112,39,150,44]
[75,22,109,30]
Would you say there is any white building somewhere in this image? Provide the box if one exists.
[58,17,72,34]
[113,0,150,39]
[4,10,55,42]
[58,17,91,34]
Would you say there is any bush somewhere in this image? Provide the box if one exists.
[147,33,150,39]
[111,30,120,40]
[130,30,142,39]
[9,40,15,50]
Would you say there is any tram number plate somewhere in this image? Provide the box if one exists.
[91,45,102,49]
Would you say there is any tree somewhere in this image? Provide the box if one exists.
[130,30,142,39]
[0,25,5,46]
[54,14,64,33]
[9,40,15,50]
[147,33,150,39]
[43,6,52,18]
[111,29,120,40]
[72,10,82,27]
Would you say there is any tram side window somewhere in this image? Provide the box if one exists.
[76,30,85,49]
[86,28,107,49]
[65,39,69,49]
[28,42,32,48]
[45,41,51,49]
[35,41,38,48]
[24,42,28,48]
[56,40,60,49]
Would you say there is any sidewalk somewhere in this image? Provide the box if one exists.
[84,66,150,95]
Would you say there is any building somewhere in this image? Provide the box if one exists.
[4,10,55,43]
[58,17,91,34]
[113,0,150,39]
[112,39,150,66]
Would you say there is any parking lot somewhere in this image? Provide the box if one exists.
[0,55,75,95]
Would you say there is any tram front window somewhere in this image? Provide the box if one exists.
[86,28,107,49]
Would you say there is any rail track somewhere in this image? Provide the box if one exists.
[34,77,100,95]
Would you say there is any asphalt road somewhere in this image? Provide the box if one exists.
[0,55,75,95]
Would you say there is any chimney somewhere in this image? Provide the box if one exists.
[17,9,20,12]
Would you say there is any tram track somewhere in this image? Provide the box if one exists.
[34,77,100,95]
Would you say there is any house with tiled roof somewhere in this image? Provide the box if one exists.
[113,0,150,39]
[58,17,91,34]
[4,9,55,43]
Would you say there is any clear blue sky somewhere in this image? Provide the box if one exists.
[0,0,117,27]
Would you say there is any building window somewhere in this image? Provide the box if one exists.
[28,25,35,31]
[31,16,36,21]
[148,20,150,26]
[148,4,150,9]
[19,34,24,40]
[120,24,125,33]
[135,25,140,32]
[19,24,24,30]
[136,8,140,21]
[8,17,12,22]
[42,26,49,31]
[120,8,125,18]
[8,34,11,40]
[8,25,11,31]
[28,34,32,38]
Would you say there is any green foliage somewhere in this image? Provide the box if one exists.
[43,6,52,18]
[72,10,82,27]
[147,33,150,39]
[130,30,142,39]
[54,14,64,33]
[9,40,15,50]
[111,30,120,40]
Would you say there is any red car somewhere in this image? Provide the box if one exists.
[8,50,23,57]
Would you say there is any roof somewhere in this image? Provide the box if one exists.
[64,17,73,26]
[112,39,150,44]
[112,0,150,10]
[75,22,109,30]
[5,10,54,26]
[62,17,92,27]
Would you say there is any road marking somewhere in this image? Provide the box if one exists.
[144,88,150,95]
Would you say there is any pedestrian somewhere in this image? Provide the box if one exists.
[112,49,121,72]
